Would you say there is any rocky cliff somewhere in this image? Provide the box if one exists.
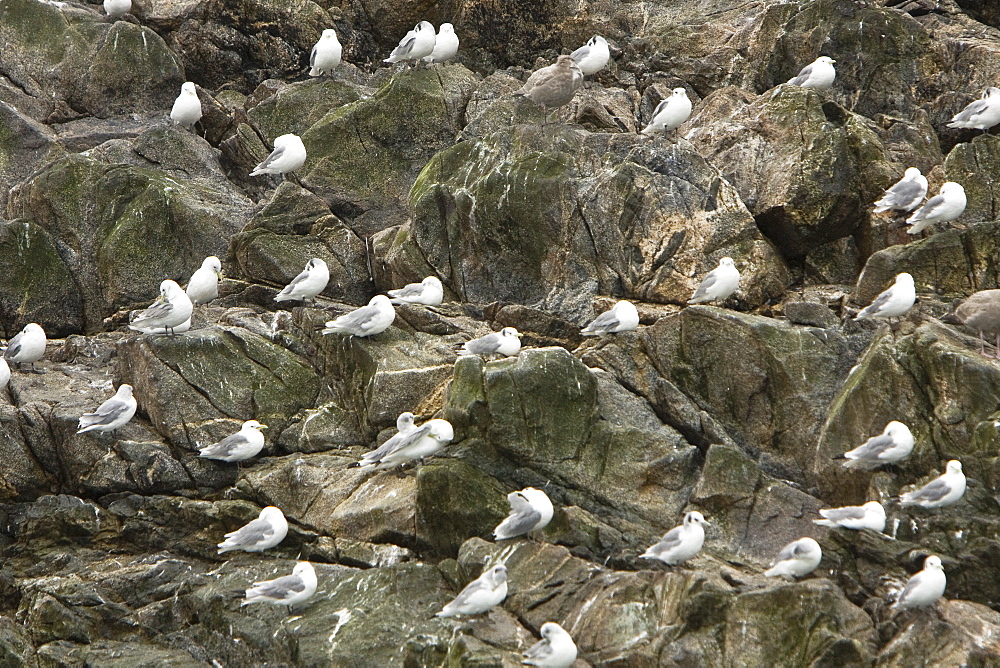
[2,0,1000,665]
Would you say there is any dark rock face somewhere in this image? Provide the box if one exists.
[2,0,1000,665]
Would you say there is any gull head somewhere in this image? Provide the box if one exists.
[945,460,962,474]
[500,327,520,338]
[244,420,267,431]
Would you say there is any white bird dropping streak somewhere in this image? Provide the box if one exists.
[322,295,395,337]
[873,168,928,214]
[309,29,342,77]
[898,460,966,509]
[905,182,966,234]
[893,555,946,610]
[170,82,202,130]
[129,280,193,335]
[423,23,459,63]
[77,384,137,434]
[854,273,915,320]
[640,511,708,566]
[523,622,578,668]
[436,565,507,617]
[242,562,318,609]
[642,88,693,135]
[581,300,639,336]
[570,35,610,76]
[493,488,554,540]
[947,87,1000,131]
[385,21,436,64]
[250,134,307,177]
[688,257,740,304]
[186,256,222,305]
[764,537,822,579]
[839,421,914,469]
[217,506,288,554]
[199,420,267,462]
[786,56,836,91]
[814,501,886,532]
[3,323,47,371]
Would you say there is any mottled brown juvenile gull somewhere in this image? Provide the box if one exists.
[516,55,583,122]
[942,289,1000,357]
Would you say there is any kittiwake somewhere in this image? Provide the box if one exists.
[522,622,578,668]
[186,256,222,305]
[642,88,693,135]
[814,501,886,532]
[764,537,822,579]
[170,82,202,131]
[384,21,436,64]
[274,258,329,303]
[309,29,342,76]
[217,506,288,554]
[898,460,966,509]
[493,487,554,540]
[874,168,928,214]
[906,182,966,235]
[353,418,453,469]
[321,295,395,337]
[199,420,267,462]
[581,300,639,336]
[250,133,307,177]
[688,257,740,304]
[242,561,318,609]
[3,323,47,372]
[424,23,459,63]
[436,564,507,617]
[640,511,708,566]
[787,56,836,91]
[103,0,130,19]
[570,35,610,76]
[893,555,946,610]
[77,384,137,434]
[854,273,915,320]
[129,280,193,335]
[947,87,1000,132]
[838,421,914,469]
[388,276,443,306]
[459,327,521,357]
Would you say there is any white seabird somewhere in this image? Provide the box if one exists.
[522,622,578,667]
[423,23,459,64]
[814,501,886,532]
[309,28,342,77]
[77,384,138,434]
[170,82,202,131]
[786,56,836,91]
[892,555,946,610]
[764,537,822,579]
[384,21,436,65]
[838,421,914,469]
[199,420,267,463]
[905,182,966,235]
[103,0,130,19]
[3,323,47,372]
[873,168,928,214]
[217,506,288,554]
[274,258,329,303]
[688,257,740,304]
[242,561,318,610]
[436,564,508,617]
[459,327,521,357]
[581,300,639,336]
[854,273,915,320]
[353,418,454,469]
[322,295,395,337]
[642,87,693,135]
[250,134,307,177]
[129,280,193,335]
[947,87,1000,132]
[570,35,610,76]
[493,488,554,540]
[186,256,222,305]
[388,276,444,306]
[898,460,966,509]
[640,511,709,566]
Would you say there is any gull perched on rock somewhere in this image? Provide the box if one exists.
[352,418,454,469]
[0,359,9,393]
[688,257,740,304]
[642,88,693,135]
[493,488,554,540]
[581,300,639,336]
[186,256,222,305]
[322,295,396,337]
[242,561,318,610]
[129,280,193,336]
[523,622,578,668]
[250,134,307,178]
[898,460,966,509]
[218,506,288,554]
[103,0,130,20]
[814,501,886,532]
[947,87,1000,132]
[384,21,436,65]
[459,327,521,357]
[309,28,342,76]
[906,182,966,235]
[854,273,915,321]
[516,55,584,122]
[942,289,1000,357]
[837,421,914,469]
[787,56,836,91]
[275,258,329,303]
[893,556,946,610]
[3,323,47,372]
[388,276,444,306]
[764,537,822,579]
[873,168,928,214]
[170,82,202,131]
[199,420,267,463]
[640,511,709,566]
[77,384,137,434]
[436,564,508,617]
[350,411,418,469]
[570,35,610,76]
[424,23,459,64]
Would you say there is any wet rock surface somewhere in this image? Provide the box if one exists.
[1,0,1000,665]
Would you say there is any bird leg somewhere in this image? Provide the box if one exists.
[978,330,986,356]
